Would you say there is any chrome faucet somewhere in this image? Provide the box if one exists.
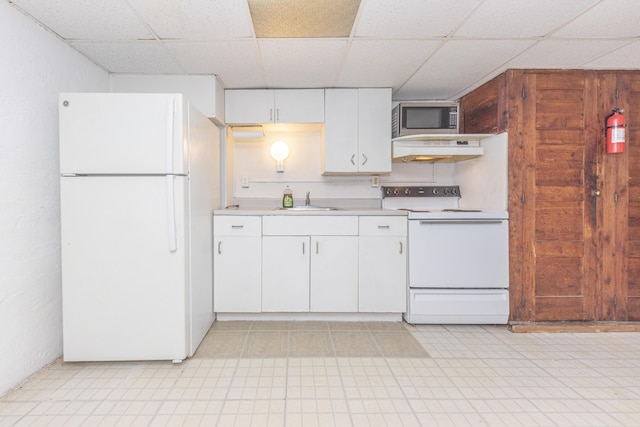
[305,191,311,206]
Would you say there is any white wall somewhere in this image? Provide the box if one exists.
[0,3,108,395]
[230,129,454,208]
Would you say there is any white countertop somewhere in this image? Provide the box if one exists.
[214,207,408,216]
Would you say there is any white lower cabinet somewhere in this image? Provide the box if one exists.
[262,236,310,312]
[310,236,358,312]
[358,217,407,312]
[261,216,358,313]
[213,216,262,312]
[215,214,407,315]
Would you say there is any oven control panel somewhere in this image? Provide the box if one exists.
[382,186,461,198]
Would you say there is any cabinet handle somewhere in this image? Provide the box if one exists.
[276,108,280,122]
[270,108,273,121]
[362,153,368,165]
[302,242,305,254]
[218,241,222,254]
[399,241,403,254]
[231,225,244,229]
[378,225,390,229]
[316,241,319,254]
[350,154,355,165]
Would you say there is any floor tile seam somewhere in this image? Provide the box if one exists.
[374,335,423,427]
[214,330,253,427]
[325,331,357,427]
[12,369,169,423]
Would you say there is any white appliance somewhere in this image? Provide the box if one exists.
[59,93,220,362]
[382,186,509,324]
[391,134,493,163]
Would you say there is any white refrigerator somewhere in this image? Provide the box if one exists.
[59,93,220,362]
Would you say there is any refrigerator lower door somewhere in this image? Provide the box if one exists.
[61,176,189,361]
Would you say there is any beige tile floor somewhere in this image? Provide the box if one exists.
[2,322,640,426]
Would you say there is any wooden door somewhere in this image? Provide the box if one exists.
[520,71,600,321]
[626,75,640,319]
[601,74,640,320]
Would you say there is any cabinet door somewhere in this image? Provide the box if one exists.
[225,89,274,124]
[262,236,310,312]
[358,88,392,173]
[275,89,324,123]
[213,236,262,312]
[359,236,407,312]
[310,236,358,312]
[323,89,359,173]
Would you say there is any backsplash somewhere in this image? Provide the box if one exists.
[230,128,456,208]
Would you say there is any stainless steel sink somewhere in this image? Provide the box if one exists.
[274,206,341,211]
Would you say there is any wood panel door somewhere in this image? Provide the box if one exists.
[626,75,640,319]
[520,71,600,321]
[601,74,640,320]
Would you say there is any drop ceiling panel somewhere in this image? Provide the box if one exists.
[584,41,640,68]
[336,39,441,88]
[128,0,254,39]
[7,1,640,99]
[395,39,534,100]
[506,39,630,69]
[354,0,481,38]
[258,39,348,87]
[165,40,265,88]
[553,0,640,38]
[11,0,153,40]
[454,0,599,38]
[70,41,184,73]
[248,0,360,38]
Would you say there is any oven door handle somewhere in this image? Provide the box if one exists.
[418,219,505,225]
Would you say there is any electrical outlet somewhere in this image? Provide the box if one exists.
[241,175,250,188]
[371,176,380,188]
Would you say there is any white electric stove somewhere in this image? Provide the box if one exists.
[382,186,509,324]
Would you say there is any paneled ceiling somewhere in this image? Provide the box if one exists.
[8,0,640,100]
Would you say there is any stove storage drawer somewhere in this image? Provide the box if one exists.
[405,289,509,324]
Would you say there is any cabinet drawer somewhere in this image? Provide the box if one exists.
[359,216,407,236]
[213,216,261,236]
[263,216,358,235]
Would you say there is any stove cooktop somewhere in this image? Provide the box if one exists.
[381,186,508,220]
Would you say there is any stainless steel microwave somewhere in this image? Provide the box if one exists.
[392,102,459,137]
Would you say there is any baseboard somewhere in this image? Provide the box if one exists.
[509,321,640,333]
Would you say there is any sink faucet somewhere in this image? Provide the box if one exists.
[305,191,311,206]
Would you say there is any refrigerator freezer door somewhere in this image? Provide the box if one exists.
[59,93,187,175]
[61,176,189,361]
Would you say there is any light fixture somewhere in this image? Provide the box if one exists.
[270,141,290,172]
[230,125,264,139]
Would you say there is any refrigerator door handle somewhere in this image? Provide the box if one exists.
[166,98,174,173]
[166,175,177,252]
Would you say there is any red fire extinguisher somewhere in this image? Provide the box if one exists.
[604,109,626,154]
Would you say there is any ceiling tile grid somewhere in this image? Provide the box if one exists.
[8,0,640,100]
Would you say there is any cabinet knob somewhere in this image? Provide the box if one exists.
[591,189,601,197]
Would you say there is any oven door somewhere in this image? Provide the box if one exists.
[408,218,508,288]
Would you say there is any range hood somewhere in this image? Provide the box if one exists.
[392,134,493,163]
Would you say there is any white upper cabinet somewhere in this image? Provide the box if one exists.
[225,89,324,124]
[323,88,392,174]
[110,74,225,125]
